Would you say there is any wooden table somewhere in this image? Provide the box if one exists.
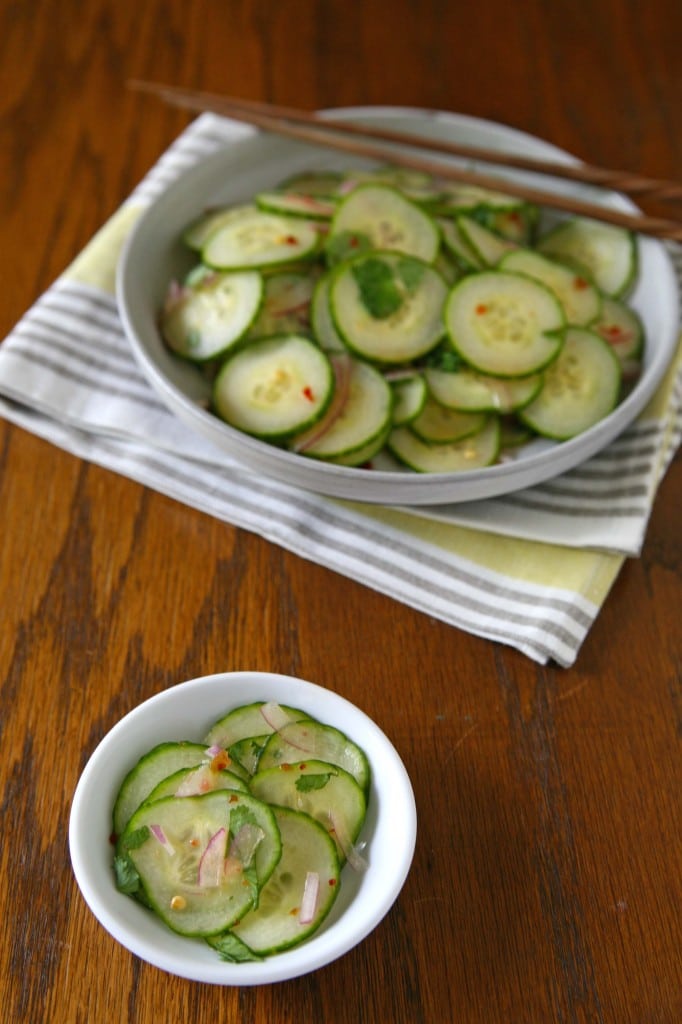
[1,1,680,1021]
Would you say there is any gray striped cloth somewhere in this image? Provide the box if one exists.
[0,113,679,667]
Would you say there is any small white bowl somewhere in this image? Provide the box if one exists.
[69,671,417,985]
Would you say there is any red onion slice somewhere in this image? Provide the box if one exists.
[197,827,227,887]
[329,812,368,872]
[299,871,320,924]
[149,824,175,856]
[292,353,353,454]
[229,823,265,868]
[260,701,296,732]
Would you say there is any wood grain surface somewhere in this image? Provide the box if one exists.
[1,1,680,1021]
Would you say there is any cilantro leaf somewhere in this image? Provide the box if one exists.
[209,932,263,963]
[295,772,333,793]
[351,257,403,318]
[113,854,141,895]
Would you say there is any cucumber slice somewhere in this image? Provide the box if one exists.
[255,190,336,220]
[456,215,517,266]
[435,182,523,214]
[182,204,254,252]
[279,169,344,196]
[537,217,637,297]
[204,702,312,752]
[118,791,282,936]
[247,271,315,339]
[500,249,601,326]
[519,327,621,439]
[225,806,340,955]
[161,271,263,362]
[388,418,501,473]
[326,423,391,467]
[410,397,488,444]
[425,366,543,413]
[213,334,334,440]
[390,373,428,425]
[311,273,348,352]
[438,218,484,271]
[444,270,564,377]
[145,765,249,802]
[329,183,440,262]
[258,720,371,794]
[113,741,214,837]
[330,252,448,363]
[291,358,392,460]
[591,295,645,365]
[202,206,320,270]
[250,759,367,861]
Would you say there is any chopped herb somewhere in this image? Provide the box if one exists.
[396,256,426,291]
[351,257,403,318]
[295,772,333,793]
[424,344,465,373]
[325,229,373,266]
[113,854,141,895]
[209,931,263,962]
[121,825,151,851]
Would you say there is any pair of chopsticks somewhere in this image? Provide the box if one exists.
[129,80,682,242]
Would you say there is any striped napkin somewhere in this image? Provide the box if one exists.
[0,113,680,667]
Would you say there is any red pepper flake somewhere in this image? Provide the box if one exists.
[109,832,118,845]
[302,385,315,402]
[475,303,488,315]
[289,906,300,916]
[328,878,337,887]
[573,276,589,290]
[284,234,299,245]
[210,749,231,771]
[280,763,292,771]
[229,793,239,803]
[349,235,360,248]
[605,325,623,338]
[299,763,307,770]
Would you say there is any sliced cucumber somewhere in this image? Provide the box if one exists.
[330,251,447,363]
[591,295,645,365]
[202,206,320,270]
[213,334,334,440]
[435,182,523,214]
[388,417,501,473]
[247,271,315,339]
[204,702,312,753]
[326,423,391,467]
[250,759,367,861]
[519,327,621,439]
[410,396,488,444]
[425,366,543,413]
[225,806,340,955]
[161,270,263,362]
[113,741,214,837]
[390,373,428,425]
[118,791,282,937]
[310,273,348,352]
[438,217,484,272]
[255,190,336,220]
[279,169,344,196]
[456,215,517,266]
[329,183,440,262]
[145,765,249,801]
[182,204,254,252]
[537,217,637,297]
[500,248,601,326]
[444,269,564,377]
[291,358,392,460]
[258,720,371,794]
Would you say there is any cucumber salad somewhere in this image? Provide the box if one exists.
[160,164,644,473]
[112,701,370,961]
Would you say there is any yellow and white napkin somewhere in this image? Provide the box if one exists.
[0,114,679,666]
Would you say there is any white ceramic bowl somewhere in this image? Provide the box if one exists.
[69,671,417,985]
[117,106,680,505]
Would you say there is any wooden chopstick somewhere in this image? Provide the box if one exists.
[129,80,682,242]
